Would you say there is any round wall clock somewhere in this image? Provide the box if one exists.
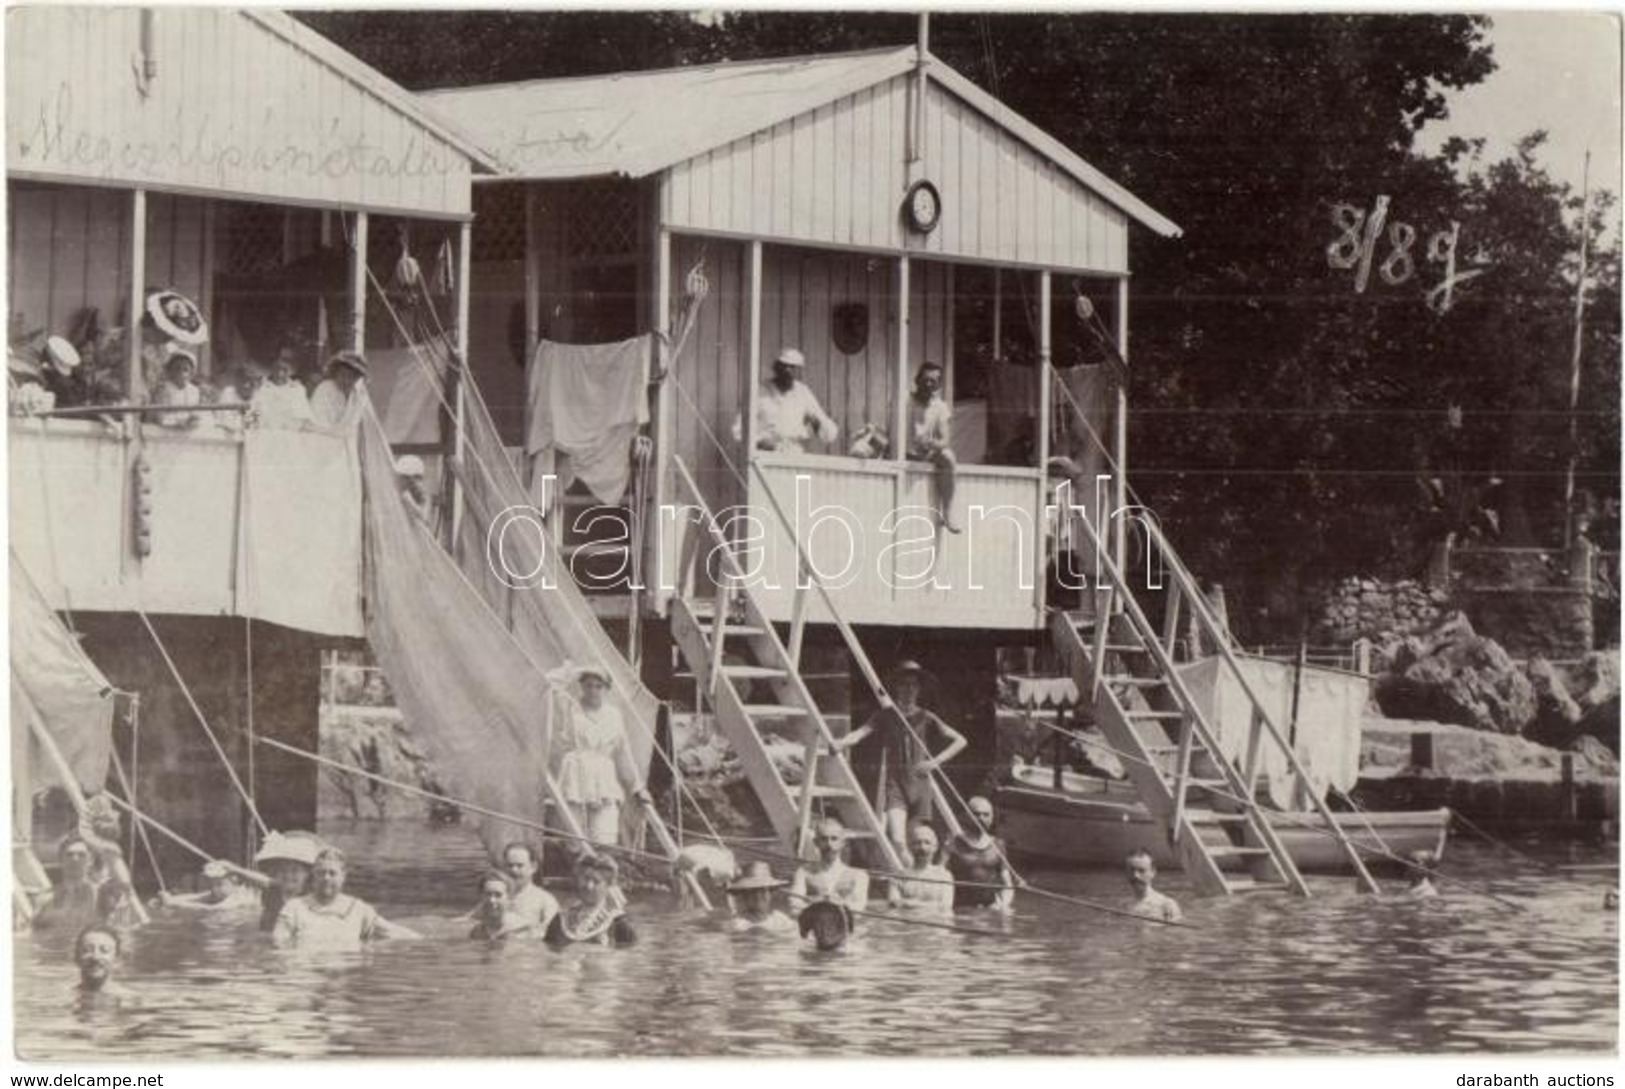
[903,179,942,234]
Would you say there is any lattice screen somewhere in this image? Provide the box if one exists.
[221,204,287,277]
[563,180,641,260]
[473,185,526,262]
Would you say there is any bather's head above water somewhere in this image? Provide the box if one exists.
[575,854,618,908]
[310,848,348,904]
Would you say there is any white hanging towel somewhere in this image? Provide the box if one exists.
[526,336,651,505]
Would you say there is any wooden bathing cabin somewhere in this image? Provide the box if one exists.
[7,6,499,876]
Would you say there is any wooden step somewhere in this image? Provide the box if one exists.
[1103,676,1167,688]
[804,785,856,800]
[1223,876,1290,893]
[1099,643,1149,654]
[1125,710,1184,722]
[723,664,788,681]
[1206,845,1272,858]
[740,703,809,720]
[560,540,630,559]
[1186,810,1249,824]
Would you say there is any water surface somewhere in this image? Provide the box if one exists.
[15,822,1618,1057]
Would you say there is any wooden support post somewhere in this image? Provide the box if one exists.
[1161,583,1184,658]
[523,188,541,487]
[126,189,147,403]
[350,211,368,354]
[746,240,763,457]
[788,570,809,669]
[1114,277,1129,578]
[1560,752,1577,823]
[1038,270,1052,614]
[1410,731,1434,774]
[1242,708,1265,801]
[892,256,910,459]
[448,219,472,554]
[653,226,675,608]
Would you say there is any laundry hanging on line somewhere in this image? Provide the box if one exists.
[525,336,652,506]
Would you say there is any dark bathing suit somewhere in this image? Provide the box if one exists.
[946,836,1007,908]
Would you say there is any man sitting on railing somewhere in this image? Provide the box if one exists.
[731,346,838,454]
[907,361,959,533]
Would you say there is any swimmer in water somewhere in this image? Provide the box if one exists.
[727,862,794,934]
[1404,850,1440,900]
[1124,849,1182,923]
[74,925,130,1006]
[156,860,259,914]
[469,870,532,942]
[789,817,869,910]
[797,899,855,952]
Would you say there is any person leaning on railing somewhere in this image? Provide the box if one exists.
[731,346,839,453]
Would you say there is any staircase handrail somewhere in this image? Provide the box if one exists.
[672,456,965,841]
[1067,505,1380,892]
[744,458,965,841]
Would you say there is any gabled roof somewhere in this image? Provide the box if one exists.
[425,47,1179,238]
[251,10,503,174]
[424,46,916,184]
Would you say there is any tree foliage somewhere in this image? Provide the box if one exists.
[301,12,1619,641]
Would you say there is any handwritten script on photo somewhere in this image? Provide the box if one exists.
[1327,195,1491,313]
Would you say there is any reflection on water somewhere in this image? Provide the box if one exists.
[15,822,1618,1057]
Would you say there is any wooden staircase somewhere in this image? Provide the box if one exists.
[1051,511,1381,898]
[669,458,905,873]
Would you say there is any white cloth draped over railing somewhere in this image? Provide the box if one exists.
[1177,656,1364,810]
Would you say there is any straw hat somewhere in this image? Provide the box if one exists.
[576,665,612,686]
[394,455,425,478]
[254,830,321,867]
[164,348,198,373]
[774,346,806,369]
[146,289,209,346]
[202,860,230,881]
[727,861,785,894]
[44,336,80,374]
[888,659,935,685]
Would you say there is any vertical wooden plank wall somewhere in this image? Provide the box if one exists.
[8,184,130,344]
[663,75,1130,275]
[670,235,748,514]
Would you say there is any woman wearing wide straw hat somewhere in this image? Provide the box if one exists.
[551,665,651,848]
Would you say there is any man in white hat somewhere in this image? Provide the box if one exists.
[731,346,839,454]
[394,455,436,530]
[39,336,90,409]
[310,351,367,432]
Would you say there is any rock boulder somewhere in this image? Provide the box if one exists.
[1374,612,1537,734]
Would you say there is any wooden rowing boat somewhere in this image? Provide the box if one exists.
[994,764,1450,873]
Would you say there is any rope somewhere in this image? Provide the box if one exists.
[108,743,167,894]
[135,610,269,837]
[784,891,1008,938]
[1451,808,1569,872]
[99,792,265,888]
[250,732,671,868]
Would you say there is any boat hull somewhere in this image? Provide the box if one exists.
[994,775,1449,874]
